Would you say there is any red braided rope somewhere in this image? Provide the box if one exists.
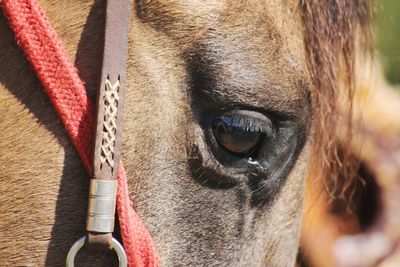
[1,1,159,266]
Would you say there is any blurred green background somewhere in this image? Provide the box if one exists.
[375,0,400,85]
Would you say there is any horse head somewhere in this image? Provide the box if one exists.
[0,0,370,266]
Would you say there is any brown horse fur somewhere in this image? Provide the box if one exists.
[0,0,370,266]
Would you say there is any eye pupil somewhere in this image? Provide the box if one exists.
[213,118,264,156]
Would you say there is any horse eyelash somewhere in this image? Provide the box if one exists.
[217,115,275,136]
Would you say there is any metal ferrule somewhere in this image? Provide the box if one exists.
[86,179,117,233]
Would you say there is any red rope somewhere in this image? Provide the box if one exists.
[1,1,159,266]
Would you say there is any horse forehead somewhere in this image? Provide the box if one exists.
[141,0,306,66]
[139,0,309,101]
[141,0,300,30]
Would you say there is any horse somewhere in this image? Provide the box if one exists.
[0,0,371,266]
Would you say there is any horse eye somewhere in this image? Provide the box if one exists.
[212,113,268,157]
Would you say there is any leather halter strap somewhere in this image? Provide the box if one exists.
[2,0,159,265]
[87,0,132,246]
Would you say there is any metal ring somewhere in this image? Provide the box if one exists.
[66,236,127,267]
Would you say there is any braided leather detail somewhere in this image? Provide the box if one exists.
[101,78,120,169]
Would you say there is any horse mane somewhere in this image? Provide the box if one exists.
[301,0,372,202]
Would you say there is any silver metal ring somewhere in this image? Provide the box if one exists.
[66,236,127,267]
